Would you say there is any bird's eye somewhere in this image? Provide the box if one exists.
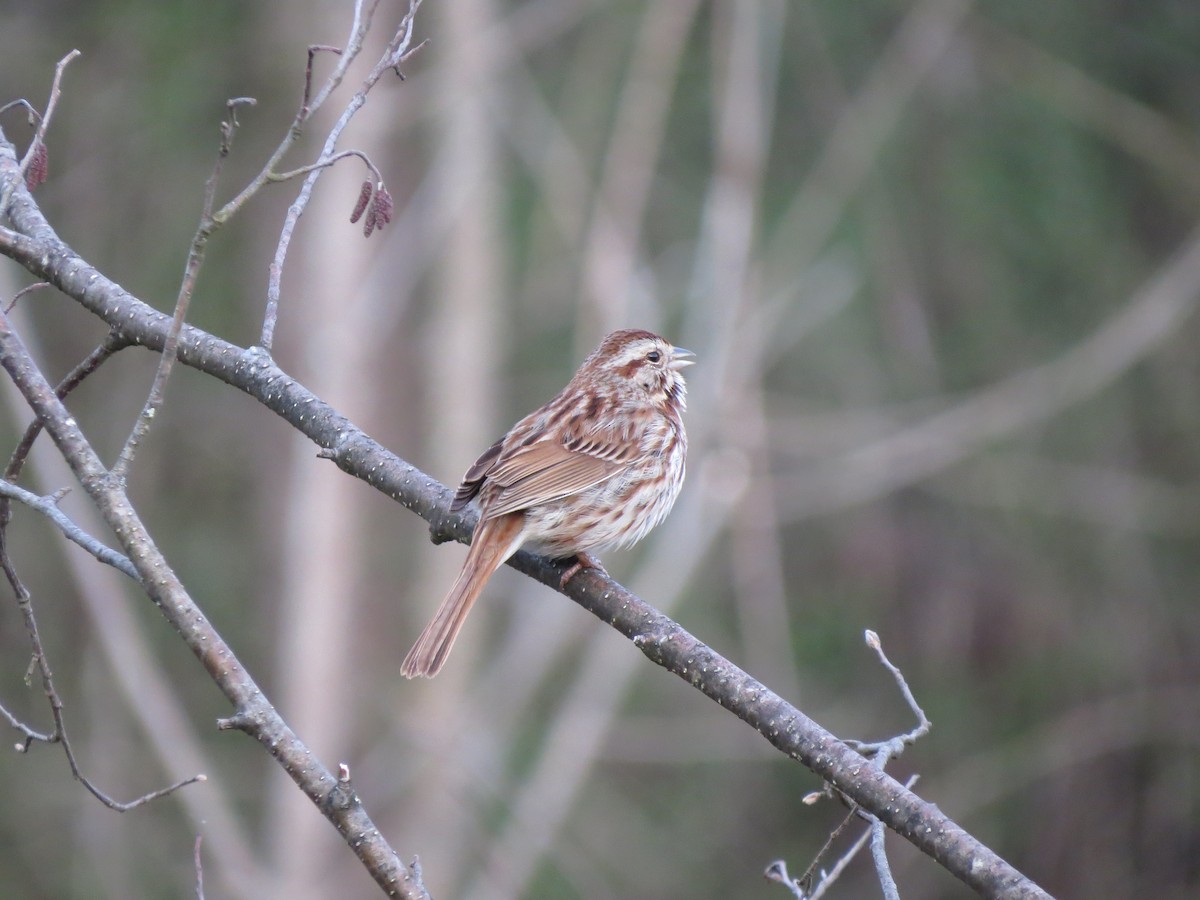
[646,350,662,363]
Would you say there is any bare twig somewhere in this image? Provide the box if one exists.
[302,46,344,115]
[870,813,901,900]
[0,99,39,121]
[3,332,127,486]
[845,630,932,760]
[14,49,80,187]
[773,773,919,900]
[4,280,51,312]
[394,37,431,78]
[793,805,865,897]
[0,545,204,810]
[213,3,378,230]
[768,633,929,898]
[269,147,382,185]
[807,823,875,900]
[0,479,138,579]
[0,698,54,750]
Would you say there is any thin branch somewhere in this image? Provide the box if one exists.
[0,480,139,579]
[0,698,54,750]
[0,100,38,121]
[773,772,920,900]
[269,148,382,185]
[302,46,344,115]
[211,0,380,226]
[806,823,874,900]
[845,630,932,760]
[14,49,80,186]
[3,332,127,486]
[0,543,203,810]
[870,813,901,900]
[795,806,865,897]
[5,280,51,312]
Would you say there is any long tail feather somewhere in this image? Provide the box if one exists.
[400,514,525,678]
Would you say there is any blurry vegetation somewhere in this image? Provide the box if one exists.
[2,0,1199,898]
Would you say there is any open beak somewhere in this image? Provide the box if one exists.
[669,346,696,370]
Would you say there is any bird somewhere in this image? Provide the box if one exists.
[401,328,693,678]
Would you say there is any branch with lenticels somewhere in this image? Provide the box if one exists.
[0,126,1049,898]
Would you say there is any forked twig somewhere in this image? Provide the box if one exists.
[845,629,932,760]
[768,631,930,898]
[0,547,204,809]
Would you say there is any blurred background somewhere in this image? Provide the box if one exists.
[2,0,1199,897]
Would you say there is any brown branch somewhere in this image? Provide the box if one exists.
[0,126,1049,899]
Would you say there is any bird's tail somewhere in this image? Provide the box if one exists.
[400,513,525,678]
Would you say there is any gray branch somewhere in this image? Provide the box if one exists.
[0,122,1051,899]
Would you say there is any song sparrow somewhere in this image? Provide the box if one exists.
[401,328,693,678]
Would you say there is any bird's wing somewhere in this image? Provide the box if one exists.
[481,438,628,518]
[450,437,505,512]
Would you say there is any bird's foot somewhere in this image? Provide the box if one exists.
[559,552,606,589]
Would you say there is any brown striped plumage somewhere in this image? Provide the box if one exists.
[401,329,692,678]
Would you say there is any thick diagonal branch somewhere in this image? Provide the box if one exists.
[0,307,427,900]
[0,129,1048,899]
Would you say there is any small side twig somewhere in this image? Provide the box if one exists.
[808,820,875,900]
[269,147,382,185]
[15,49,80,190]
[3,332,129,489]
[0,698,55,750]
[393,37,431,80]
[769,632,930,898]
[0,480,138,579]
[4,281,51,313]
[774,802,866,898]
[769,773,919,900]
[302,45,344,115]
[844,629,932,760]
[0,549,204,810]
